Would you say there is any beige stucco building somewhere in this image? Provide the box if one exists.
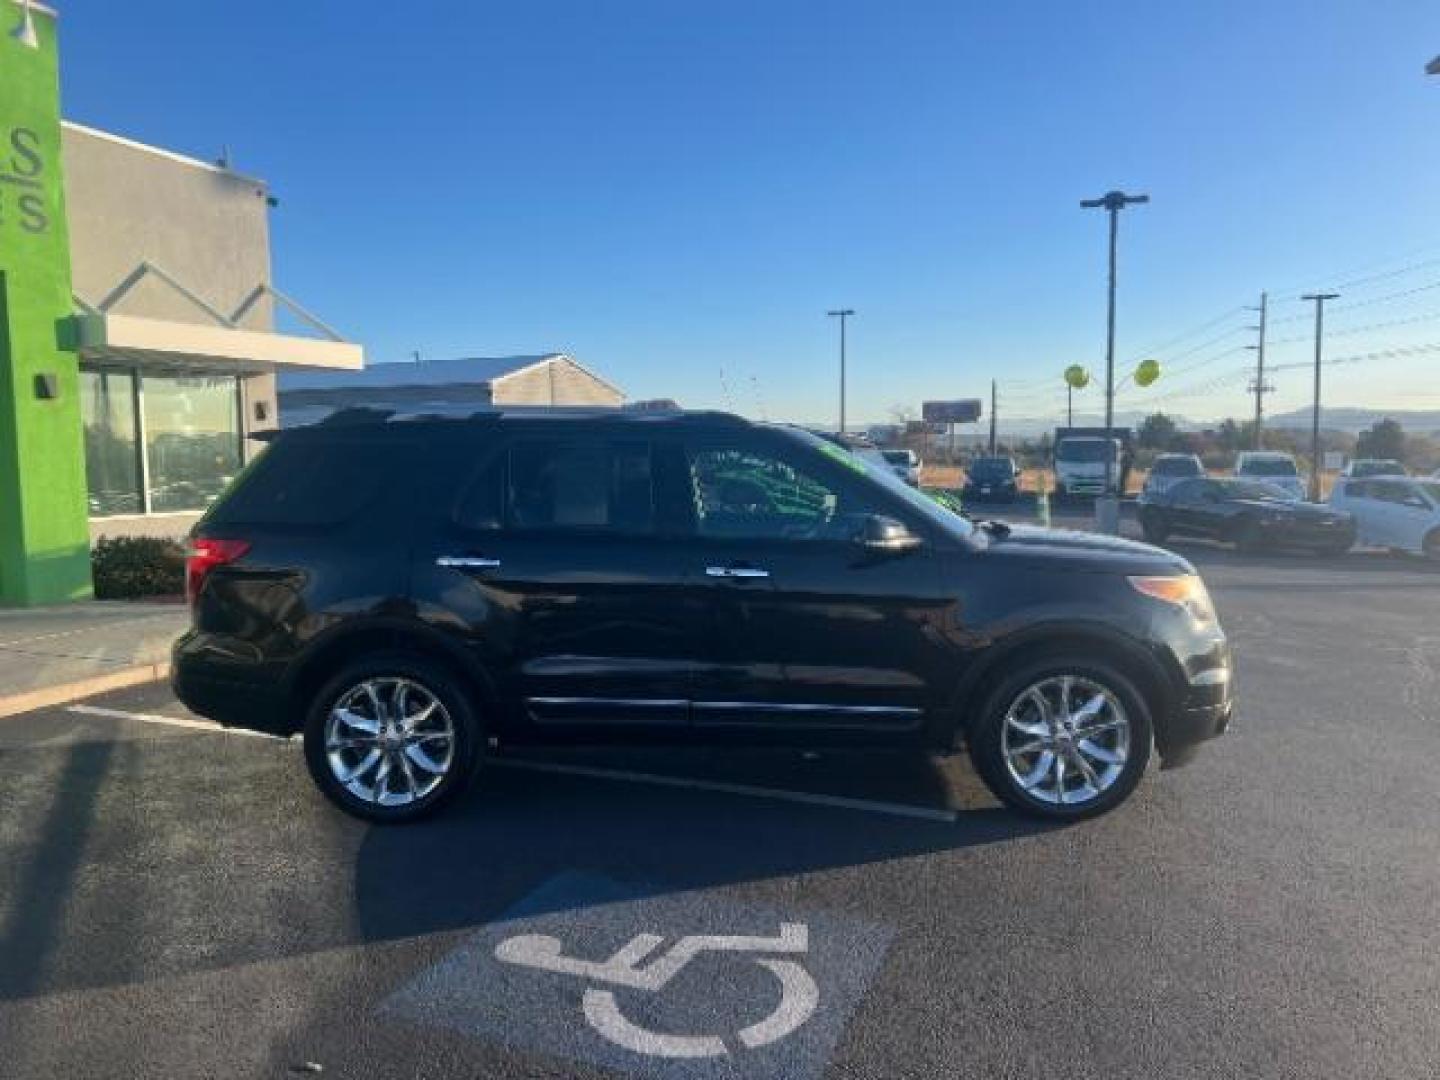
[63,121,362,540]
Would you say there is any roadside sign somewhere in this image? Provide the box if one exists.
[382,871,894,1079]
[922,400,982,424]
[1324,451,1345,471]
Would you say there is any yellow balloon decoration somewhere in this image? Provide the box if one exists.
[1134,358,1161,387]
[1064,365,1091,390]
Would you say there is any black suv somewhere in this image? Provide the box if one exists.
[174,409,1233,823]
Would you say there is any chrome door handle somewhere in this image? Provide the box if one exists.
[705,566,770,579]
[437,556,502,569]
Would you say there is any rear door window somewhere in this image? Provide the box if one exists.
[488,438,655,534]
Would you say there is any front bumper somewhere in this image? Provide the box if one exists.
[1156,654,1234,767]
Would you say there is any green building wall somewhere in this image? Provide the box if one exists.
[0,4,93,605]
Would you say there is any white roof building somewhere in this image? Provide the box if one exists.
[278,353,625,426]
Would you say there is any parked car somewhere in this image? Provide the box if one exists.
[963,456,1020,502]
[175,408,1233,823]
[1141,454,1205,499]
[1139,477,1354,554]
[1341,458,1407,479]
[881,448,922,486]
[1329,476,1440,559]
[1234,451,1305,500]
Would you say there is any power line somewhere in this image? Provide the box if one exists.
[1268,279,1440,324]
[1124,304,1249,365]
[1263,308,1440,347]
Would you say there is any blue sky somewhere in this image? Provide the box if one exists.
[56,0,1440,428]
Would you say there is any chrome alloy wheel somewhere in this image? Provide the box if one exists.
[1001,675,1131,806]
[324,678,456,807]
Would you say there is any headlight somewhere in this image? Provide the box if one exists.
[1128,574,1216,624]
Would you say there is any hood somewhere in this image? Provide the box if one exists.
[979,523,1192,575]
[1232,498,1346,520]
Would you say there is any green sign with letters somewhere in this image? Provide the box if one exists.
[0,1,92,604]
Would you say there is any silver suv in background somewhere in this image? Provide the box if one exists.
[881,448,921,486]
[1141,453,1205,499]
[1234,452,1305,500]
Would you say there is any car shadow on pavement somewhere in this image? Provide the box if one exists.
[350,748,1053,948]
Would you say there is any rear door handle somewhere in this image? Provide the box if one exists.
[437,556,502,569]
[705,565,770,579]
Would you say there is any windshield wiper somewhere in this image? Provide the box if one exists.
[979,519,1012,538]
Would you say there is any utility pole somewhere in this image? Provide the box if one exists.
[989,380,997,454]
[1245,292,1272,450]
[1081,190,1149,532]
[1300,292,1339,502]
[1067,383,1073,426]
[826,309,854,435]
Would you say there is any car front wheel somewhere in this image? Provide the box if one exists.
[1425,529,1440,563]
[302,654,481,823]
[969,657,1153,821]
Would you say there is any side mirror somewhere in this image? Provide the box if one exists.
[856,514,923,554]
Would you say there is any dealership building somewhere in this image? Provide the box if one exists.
[1,2,363,604]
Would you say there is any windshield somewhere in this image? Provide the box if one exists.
[881,450,914,466]
[1353,460,1404,477]
[787,427,974,539]
[969,458,1015,478]
[1417,482,1440,506]
[1240,457,1298,477]
[1151,457,1202,477]
[1056,439,1115,463]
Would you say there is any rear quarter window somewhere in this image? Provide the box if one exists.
[205,437,411,527]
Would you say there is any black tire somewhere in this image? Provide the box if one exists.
[1140,510,1169,545]
[303,653,482,823]
[968,654,1153,822]
[1425,529,1440,563]
[1233,518,1265,553]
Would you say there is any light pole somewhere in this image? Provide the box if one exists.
[827,309,854,434]
[1301,292,1339,502]
[1080,190,1148,532]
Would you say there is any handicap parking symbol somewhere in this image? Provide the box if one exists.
[381,872,894,1079]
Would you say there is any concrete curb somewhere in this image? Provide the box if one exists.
[0,660,170,720]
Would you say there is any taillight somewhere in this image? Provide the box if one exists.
[185,538,251,606]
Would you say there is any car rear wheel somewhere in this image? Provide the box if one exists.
[969,656,1153,821]
[303,654,481,823]
[1233,518,1265,553]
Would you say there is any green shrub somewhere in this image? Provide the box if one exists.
[91,536,187,600]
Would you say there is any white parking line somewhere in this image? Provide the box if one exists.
[66,703,284,739]
[492,759,959,824]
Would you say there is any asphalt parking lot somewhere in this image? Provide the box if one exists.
[2,541,1439,1079]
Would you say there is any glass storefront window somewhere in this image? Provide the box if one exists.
[80,369,143,516]
[79,365,243,517]
[141,374,243,513]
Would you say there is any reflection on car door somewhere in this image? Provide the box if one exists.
[1371,481,1434,552]
[680,433,957,732]
[426,433,702,729]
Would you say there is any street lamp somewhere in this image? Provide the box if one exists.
[1080,190,1148,533]
[1300,292,1339,502]
[827,309,854,435]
